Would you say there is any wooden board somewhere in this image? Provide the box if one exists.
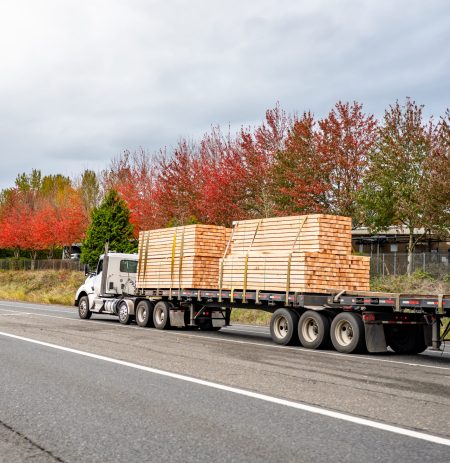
[136,224,230,289]
[229,214,352,255]
[135,214,371,293]
[220,252,370,292]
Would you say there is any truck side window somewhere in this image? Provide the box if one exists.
[120,260,137,273]
[96,258,103,275]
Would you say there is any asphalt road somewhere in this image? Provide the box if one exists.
[0,300,449,462]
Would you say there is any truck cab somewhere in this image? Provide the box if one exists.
[75,252,138,315]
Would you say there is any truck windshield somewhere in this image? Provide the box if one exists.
[96,258,103,275]
[120,260,138,273]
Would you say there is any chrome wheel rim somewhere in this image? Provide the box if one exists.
[137,306,147,324]
[155,306,165,325]
[119,303,128,321]
[79,300,88,316]
[302,317,319,343]
[335,320,353,346]
[273,315,289,339]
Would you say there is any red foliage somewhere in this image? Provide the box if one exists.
[317,101,377,217]
[195,127,248,226]
[196,105,292,226]
[0,184,87,257]
[273,112,328,214]
[153,140,204,226]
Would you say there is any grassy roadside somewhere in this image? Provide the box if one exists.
[0,270,85,306]
[0,269,448,338]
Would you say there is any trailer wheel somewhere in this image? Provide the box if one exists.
[270,309,299,346]
[298,311,330,349]
[135,300,155,328]
[330,312,365,354]
[78,296,92,320]
[118,301,132,325]
[153,301,171,330]
[385,325,427,354]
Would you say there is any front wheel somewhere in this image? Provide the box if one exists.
[330,312,365,354]
[270,309,299,346]
[78,296,92,320]
[298,310,330,349]
[118,301,132,325]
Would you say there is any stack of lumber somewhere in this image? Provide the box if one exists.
[220,214,370,293]
[136,225,231,289]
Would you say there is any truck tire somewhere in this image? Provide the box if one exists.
[135,300,155,328]
[385,325,427,354]
[330,312,365,354]
[153,301,171,330]
[78,296,92,320]
[298,310,330,349]
[118,301,132,325]
[270,308,299,346]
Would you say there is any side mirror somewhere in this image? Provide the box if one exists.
[84,264,90,276]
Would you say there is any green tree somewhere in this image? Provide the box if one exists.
[81,190,135,267]
[358,99,446,274]
[79,169,101,217]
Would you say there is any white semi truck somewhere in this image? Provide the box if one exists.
[75,251,450,355]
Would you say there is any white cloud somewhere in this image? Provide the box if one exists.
[0,0,448,188]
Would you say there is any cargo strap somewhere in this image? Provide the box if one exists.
[219,227,235,303]
[243,219,262,303]
[394,294,400,312]
[285,216,307,305]
[243,255,249,302]
[139,232,150,287]
[178,227,185,293]
[169,230,177,300]
[437,294,444,315]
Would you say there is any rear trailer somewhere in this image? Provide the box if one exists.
[133,287,450,355]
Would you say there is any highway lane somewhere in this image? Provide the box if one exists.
[0,300,450,462]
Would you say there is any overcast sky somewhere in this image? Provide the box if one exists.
[0,0,448,189]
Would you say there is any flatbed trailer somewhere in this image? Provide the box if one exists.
[75,252,450,355]
[132,287,450,354]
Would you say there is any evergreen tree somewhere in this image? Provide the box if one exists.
[81,190,136,267]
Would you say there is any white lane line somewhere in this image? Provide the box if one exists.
[1,306,449,370]
[228,324,268,330]
[0,303,71,314]
[225,328,271,335]
[0,313,31,316]
[0,330,449,447]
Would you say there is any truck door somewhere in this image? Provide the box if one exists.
[118,259,138,294]
[93,257,104,296]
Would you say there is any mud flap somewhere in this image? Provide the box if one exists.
[365,323,387,353]
[169,310,186,328]
[423,324,432,347]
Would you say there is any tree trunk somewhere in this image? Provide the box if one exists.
[407,232,414,275]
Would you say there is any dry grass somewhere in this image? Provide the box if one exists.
[370,271,450,295]
[230,309,271,326]
[0,270,85,306]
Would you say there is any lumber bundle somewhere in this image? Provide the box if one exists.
[136,225,231,289]
[220,214,370,293]
[229,215,352,255]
